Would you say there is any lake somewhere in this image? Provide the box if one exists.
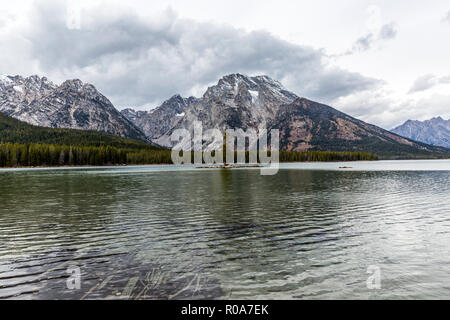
[1,160,450,299]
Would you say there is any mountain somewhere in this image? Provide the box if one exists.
[125,73,447,157]
[269,98,450,157]
[391,117,450,148]
[153,74,299,147]
[120,108,148,124]
[0,111,159,149]
[4,73,446,158]
[121,95,198,140]
[0,75,148,142]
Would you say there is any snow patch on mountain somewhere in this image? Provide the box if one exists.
[249,90,258,103]
[0,75,13,85]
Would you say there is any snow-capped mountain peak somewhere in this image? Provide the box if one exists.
[0,75,147,141]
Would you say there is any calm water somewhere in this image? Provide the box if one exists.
[1,160,450,299]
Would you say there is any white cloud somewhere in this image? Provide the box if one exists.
[444,10,450,22]
[348,22,397,54]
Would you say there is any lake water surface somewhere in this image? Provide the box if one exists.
[1,160,450,299]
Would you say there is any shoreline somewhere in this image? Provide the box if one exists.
[0,163,171,169]
[2,158,450,170]
[0,160,377,169]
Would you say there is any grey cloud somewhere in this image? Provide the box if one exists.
[409,74,437,93]
[7,0,381,108]
[349,22,397,54]
[379,23,397,40]
[409,74,450,93]
[353,34,374,52]
[299,67,382,102]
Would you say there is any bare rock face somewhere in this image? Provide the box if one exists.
[0,75,147,141]
[391,117,450,148]
[121,94,198,140]
[0,75,57,116]
[153,74,298,147]
[268,97,441,155]
[120,108,148,124]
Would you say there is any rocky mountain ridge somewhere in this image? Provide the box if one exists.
[391,117,450,148]
[122,95,199,141]
[1,73,448,157]
[0,75,147,141]
[122,73,447,157]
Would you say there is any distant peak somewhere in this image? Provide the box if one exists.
[218,73,247,85]
[216,73,284,91]
[0,74,57,92]
[169,94,183,100]
[221,73,246,80]
[28,74,42,80]
[161,94,185,106]
[63,78,83,85]
[0,74,13,83]
[220,73,277,83]
[251,74,280,84]
[402,117,448,125]
[60,79,85,91]
[1,74,24,83]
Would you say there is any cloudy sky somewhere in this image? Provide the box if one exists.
[1,0,449,129]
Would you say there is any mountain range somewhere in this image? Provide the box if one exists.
[1,73,449,158]
[0,75,147,141]
[123,74,448,157]
[392,117,450,149]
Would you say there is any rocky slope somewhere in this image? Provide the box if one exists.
[391,117,450,148]
[152,74,298,147]
[0,75,147,141]
[269,98,447,156]
[121,95,198,140]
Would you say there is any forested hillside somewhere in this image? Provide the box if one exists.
[0,112,157,149]
[0,112,378,167]
[0,143,172,167]
[0,112,172,167]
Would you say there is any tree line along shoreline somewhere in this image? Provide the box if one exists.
[0,142,378,168]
